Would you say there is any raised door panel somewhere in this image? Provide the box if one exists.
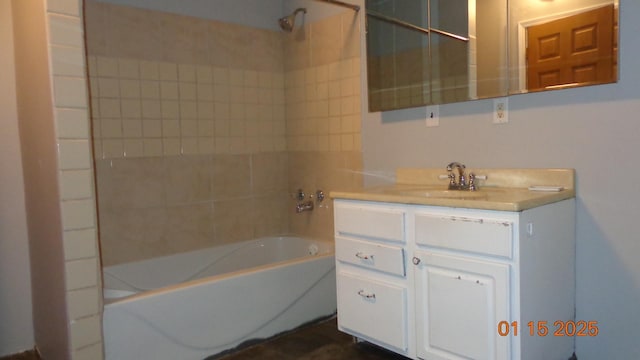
[415,252,510,360]
[526,4,615,91]
[337,272,409,354]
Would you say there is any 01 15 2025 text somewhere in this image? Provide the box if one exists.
[497,320,599,337]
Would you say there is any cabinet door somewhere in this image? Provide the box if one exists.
[414,252,510,360]
[337,272,409,353]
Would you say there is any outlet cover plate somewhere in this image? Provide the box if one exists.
[493,97,509,124]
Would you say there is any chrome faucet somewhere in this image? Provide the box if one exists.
[294,189,324,213]
[296,200,314,213]
[446,162,467,190]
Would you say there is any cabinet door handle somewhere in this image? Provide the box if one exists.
[412,257,421,265]
[355,252,374,260]
[357,290,376,299]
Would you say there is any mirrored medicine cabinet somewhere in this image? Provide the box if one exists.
[365,0,619,112]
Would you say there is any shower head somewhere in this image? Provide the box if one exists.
[279,8,307,32]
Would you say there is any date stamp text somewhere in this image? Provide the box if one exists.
[497,320,599,337]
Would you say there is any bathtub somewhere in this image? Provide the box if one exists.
[102,236,336,360]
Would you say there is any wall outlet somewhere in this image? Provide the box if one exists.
[493,97,509,124]
[426,105,440,127]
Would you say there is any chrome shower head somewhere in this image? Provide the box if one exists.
[279,8,306,32]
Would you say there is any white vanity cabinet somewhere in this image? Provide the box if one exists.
[333,202,412,355]
[334,198,576,360]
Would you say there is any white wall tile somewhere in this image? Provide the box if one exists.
[102,139,124,158]
[61,199,96,230]
[71,342,104,360]
[158,62,178,81]
[122,119,142,137]
[96,56,118,78]
[67,287,100,320]
[119,80,141,99]
[98,98,121,118]
[196,65,213,83]
[69,314,101,349]
[65,258,98,290]
[121,99,142,118]
[178,64,196,82]
[123,139,144,158]
[53,76,88,108]
[163,138,181,155]
[143,139,163,156]
[58,139,91,170]
[63,228,97,260]
[139,60,159,80]
[55,108,89,139]
[51,45,85,76]
[59,170,93,200]
[117,58,139,79]
[48,13,83,47]
[97,78,120,98]
[47,0,80,16]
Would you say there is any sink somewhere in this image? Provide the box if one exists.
[397,189,488,199]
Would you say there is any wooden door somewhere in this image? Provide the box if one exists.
[526,5,615,91]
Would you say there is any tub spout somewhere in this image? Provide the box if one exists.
[296,200,314,213]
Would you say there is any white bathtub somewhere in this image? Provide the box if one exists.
[102,236,336,360]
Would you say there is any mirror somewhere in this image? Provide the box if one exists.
[364,0,619,112]
[509,0,619,94]
[365,0,509,111]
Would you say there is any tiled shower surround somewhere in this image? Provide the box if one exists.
[85,1,363,266]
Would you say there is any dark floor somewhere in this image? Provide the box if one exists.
[0,318,406,360]
[212,317,409,360]
[0,350,39,360]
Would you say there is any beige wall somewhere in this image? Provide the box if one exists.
[10,0,104,358]
[0,0,34,355]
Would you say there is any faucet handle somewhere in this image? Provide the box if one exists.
[468,173,477,191]
[447,172,456,189]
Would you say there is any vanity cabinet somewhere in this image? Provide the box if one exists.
[334,199,575,360]
[334,202,411,355]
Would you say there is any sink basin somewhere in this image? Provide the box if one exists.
[397,189,488,199]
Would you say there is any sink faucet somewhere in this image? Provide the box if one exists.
[447,162,467,190]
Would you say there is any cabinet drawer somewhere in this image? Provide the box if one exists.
[334,204,405,243]
[415,213,513,258]
[336,237,405,277]
[337,272,408,352]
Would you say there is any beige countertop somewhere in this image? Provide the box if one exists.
[330,168,576,212]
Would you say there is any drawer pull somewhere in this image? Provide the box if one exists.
[357,290,376,299]
[355,252,374,260]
